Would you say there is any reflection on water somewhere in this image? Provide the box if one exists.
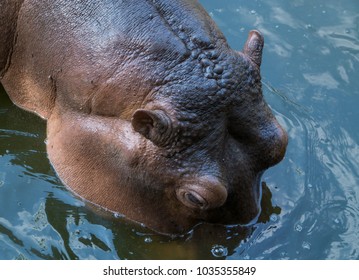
[1,0,359,259]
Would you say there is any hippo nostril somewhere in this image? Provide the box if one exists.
[272,123,288,160]
[260,121,288,167]
[278,125,288,156]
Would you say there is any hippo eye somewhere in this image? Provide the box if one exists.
[176,188,208,210]
[176,177,228,210]
[186,192,206,208]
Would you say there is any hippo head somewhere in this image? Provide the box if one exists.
[125,29,287,232]
[1,0,287,234]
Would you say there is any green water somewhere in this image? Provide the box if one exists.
[1,0,358,259]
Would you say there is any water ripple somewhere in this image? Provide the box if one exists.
[0,129,39,138]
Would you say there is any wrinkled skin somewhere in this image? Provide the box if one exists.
[0,0,288,234]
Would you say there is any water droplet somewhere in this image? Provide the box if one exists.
[0,172,5,188]
[211,245,228,258]
[305,24,315,32]
[250,10,256,15]
[295,224,303,232]
[302,241,311,250]
[113,212,123,219]
[270,214,278,222]
[144,237,152,243]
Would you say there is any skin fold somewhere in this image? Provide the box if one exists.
[0,0,288,234]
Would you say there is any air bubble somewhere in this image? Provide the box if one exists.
[250,10,256,15]
[211,244,228,258]
[270,214,278,222]
[295,224,303,232]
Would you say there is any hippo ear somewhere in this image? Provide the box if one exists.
[131,109,172,146]
[243,30,264,67]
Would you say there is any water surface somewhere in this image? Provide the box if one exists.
[0,0,358,259]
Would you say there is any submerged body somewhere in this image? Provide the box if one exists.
[0,0,287,234]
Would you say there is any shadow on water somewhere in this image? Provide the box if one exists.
[43,182,279,260]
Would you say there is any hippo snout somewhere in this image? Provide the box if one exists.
[258,120,288,169]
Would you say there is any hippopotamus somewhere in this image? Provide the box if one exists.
[0,0,288,234]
